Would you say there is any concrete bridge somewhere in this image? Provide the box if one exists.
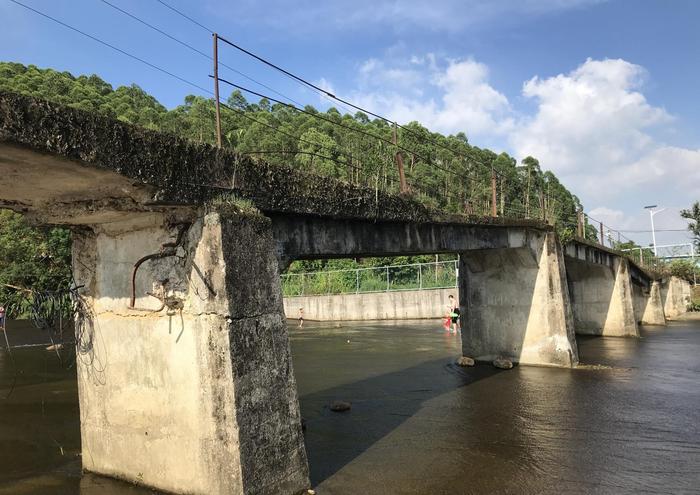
[0,92,691,495]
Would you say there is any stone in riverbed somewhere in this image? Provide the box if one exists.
[330,400,351,412]
[493,358,513,369]
[456,356,475,367]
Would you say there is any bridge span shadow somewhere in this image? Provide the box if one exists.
[289,322,505,487]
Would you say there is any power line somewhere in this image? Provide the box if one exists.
[153,0,505,177]
[8,0,208,94]
[213,75,467,178]
[91,0,469,186]
[7,0,356,175]
[215,79,502,187]
[154,0,210,33]
[97,0,309,110]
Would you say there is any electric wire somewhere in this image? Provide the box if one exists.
[213,75,463,177]
[9,0,357,175]
[152,0,507,177]
[100,0,501,182]
[11,0,664,254]
[98,0,310,110]
[8,0,209,94]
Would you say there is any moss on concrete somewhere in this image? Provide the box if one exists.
[0,91,547,229]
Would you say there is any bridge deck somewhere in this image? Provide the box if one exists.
[1,91,546,230]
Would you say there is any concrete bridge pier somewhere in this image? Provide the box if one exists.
[661,276,691,319]
[566,256,639,337]
[632,281,666,326]
[71,211,309,495]
[458,232,578,367]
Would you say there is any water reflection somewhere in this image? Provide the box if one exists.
[1,318,699,494]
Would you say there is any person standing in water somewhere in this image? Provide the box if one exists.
[298,307,304,328]
[447,295,460,333]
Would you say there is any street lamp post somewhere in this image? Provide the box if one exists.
[643,205,665,256]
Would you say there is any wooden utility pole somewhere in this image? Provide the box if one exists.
[525,165,531,218]
[393,123,408,194]
[491,169,497,217]
[212,33,222,148]
[576,210,584,238]
[499,177,504,216]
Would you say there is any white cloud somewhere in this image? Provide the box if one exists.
[511,58,699,213]
[512,58,670,175]
[322,55,698,244]
[339,56,514,139]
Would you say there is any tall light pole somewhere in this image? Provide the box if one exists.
[644,205,665,256]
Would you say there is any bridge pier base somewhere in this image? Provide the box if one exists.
[567,257,639,337]
[661,276,690,320]
[72,211,309,495]
[458,232,578,367]
[634,281,666,325]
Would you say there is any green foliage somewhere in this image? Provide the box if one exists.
[0,210,72,317]
[282,259,458,296]
[0,61,583,227]
[668,259,699,282]
[0,61,589,287]
[207,193,258,215]
[681,201,700,249]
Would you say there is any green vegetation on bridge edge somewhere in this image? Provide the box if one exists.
[0,62,697,314]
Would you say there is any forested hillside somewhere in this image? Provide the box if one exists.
[0,61,588,308]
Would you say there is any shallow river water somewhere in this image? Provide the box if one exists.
[1,317,699,494]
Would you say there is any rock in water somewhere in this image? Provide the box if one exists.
[330,400,351,412]
[456,356,475,367]
[493,358,513,369]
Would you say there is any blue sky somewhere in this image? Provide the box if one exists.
[2,0,698,250]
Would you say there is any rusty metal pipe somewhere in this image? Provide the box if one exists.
[129,224,191,309]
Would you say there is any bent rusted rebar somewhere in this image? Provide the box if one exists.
[129,224,190,310]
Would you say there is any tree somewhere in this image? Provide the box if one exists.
[681,201,700,248]
[0,61,593,285]
[668,259,699,282]
[0,210,71,317]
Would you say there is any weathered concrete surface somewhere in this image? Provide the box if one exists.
[269,213,547,270]
[72,211,309,495]
[632,281,666,326]
[283,287,455,321]
[661,276,691,320]
[459,232,578,367]
[0,90,547,231]
[565,256,638,337]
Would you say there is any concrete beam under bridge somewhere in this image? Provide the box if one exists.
[268,213,544,268]
[270,214,579,367]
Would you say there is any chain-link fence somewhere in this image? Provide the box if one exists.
[281,260,458,297]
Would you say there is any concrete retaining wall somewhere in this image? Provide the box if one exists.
[284,287,455,321]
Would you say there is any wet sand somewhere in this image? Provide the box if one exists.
[1,318,699,494]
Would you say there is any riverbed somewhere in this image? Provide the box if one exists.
[1,317,699,494]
